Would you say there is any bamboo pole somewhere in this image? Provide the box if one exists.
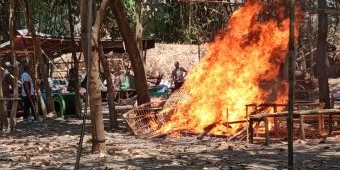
[287,0,296,169]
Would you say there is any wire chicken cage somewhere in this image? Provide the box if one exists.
[123,88,190,138]
[123,102,172,138]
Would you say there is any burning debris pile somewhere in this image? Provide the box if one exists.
[125,0,301,138]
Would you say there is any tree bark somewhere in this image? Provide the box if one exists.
[81,0,107,154]
[135,0,144,64]
[111,0,150,105]
[9,0,19,131]
[93,0,118,130]
[22,0,55,117]
[67,0,82,117]
[316,0,330,109]
[0,59,6,131]
[89,0,109,153]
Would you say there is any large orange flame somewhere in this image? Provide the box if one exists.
[157,0,301,136]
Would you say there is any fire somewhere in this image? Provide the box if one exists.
[156,0,301,136]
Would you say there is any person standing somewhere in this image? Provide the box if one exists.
[171,61,187,90]
[21,64,38,122]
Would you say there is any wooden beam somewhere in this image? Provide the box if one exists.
[320,8,340,15]
[178,0,244,4]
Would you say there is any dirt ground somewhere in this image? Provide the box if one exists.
[1,43,340,169]
[1,101,340,170]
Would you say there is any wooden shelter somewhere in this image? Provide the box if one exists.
[0,29,155,57]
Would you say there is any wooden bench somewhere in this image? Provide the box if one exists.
[245,102,323,142]
[247,108,340,145]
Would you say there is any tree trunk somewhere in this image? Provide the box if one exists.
[67,0,82,117]
[0,59,6,131]
[89,0,110,153]
[316,0,330,109]
[81,0,107,154]
[99,47,118,130]
[135,0,144,64]
[22,0,55,116]
[93,0,118,130]
[9,0,19,131]
[111,0,150,105]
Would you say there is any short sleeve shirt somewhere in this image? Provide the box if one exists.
[21,72,35,96]
[172,68,186,83]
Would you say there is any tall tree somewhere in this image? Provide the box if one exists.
[21,0,55,117]
[111,0,150,105]
[94,0,118,130]
[316,0,330,109]
[9,0,19,131]
[90,0,110,153]
[81,0,106,154]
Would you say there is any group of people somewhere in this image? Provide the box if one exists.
[146,61,187,91]
[14,60,188,122]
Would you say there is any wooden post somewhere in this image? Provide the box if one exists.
[264,117,270,146]
[246,105,249,142]
[329,94,334,135]
[273,104,279,138]
[255,104,259,137]
[299,115,305,140]
[318,103,325,134]
[287,0,296,169]
[0,59,6,131]
[248,118,253,144]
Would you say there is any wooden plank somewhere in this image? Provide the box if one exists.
[250,109,340,120]
[0,98,21,101]
[323,8,340,15]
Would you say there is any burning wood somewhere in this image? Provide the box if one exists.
[131,0,302,138]
[197,121,220,139]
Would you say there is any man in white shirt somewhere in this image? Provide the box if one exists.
[171,61,187,90]
[21,64,38,122]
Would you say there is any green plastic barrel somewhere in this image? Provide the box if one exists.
[52,93,77,117]
[53,94,65,117]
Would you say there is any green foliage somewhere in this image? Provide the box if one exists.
[142,1,228,43]
[0,0,9,43]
